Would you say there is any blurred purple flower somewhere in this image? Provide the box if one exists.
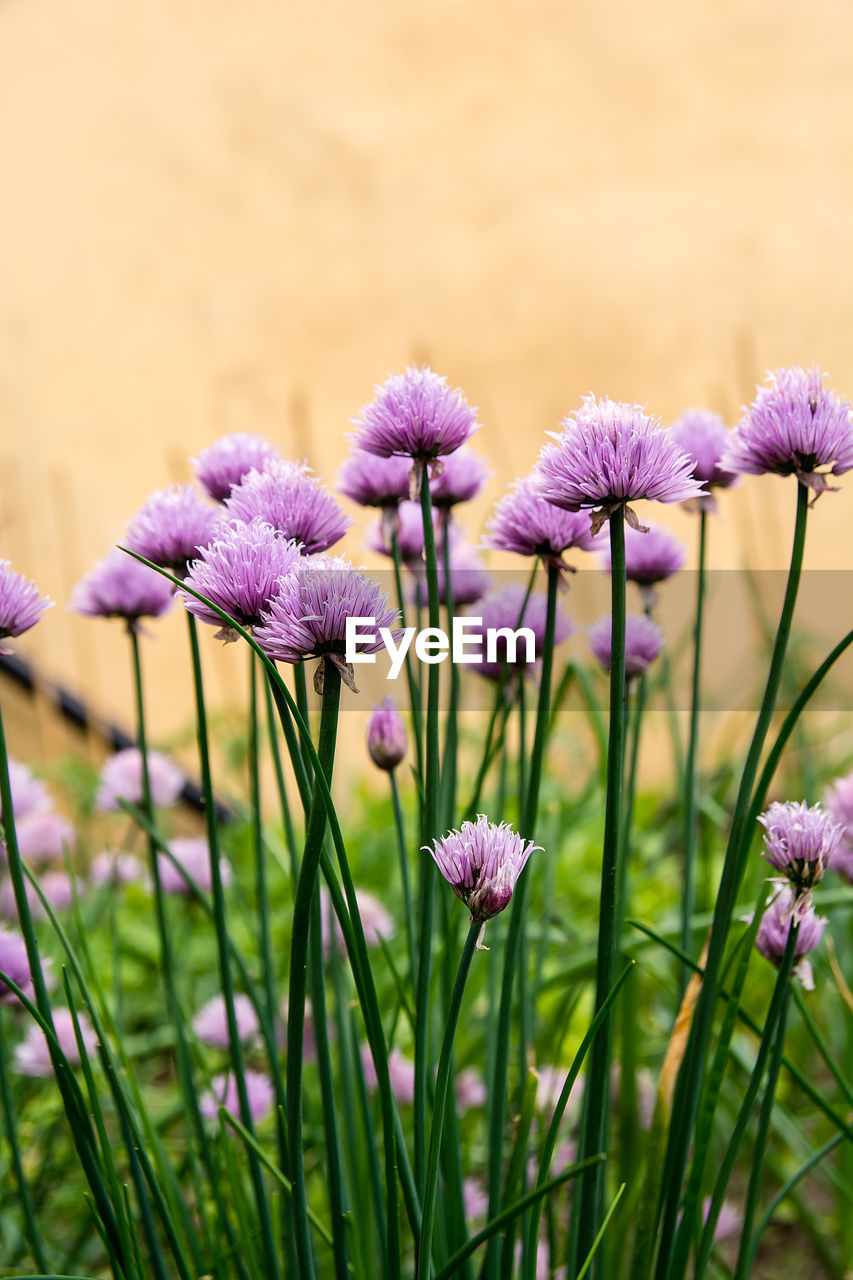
[360,1043,416,1104]
[755,888,826,990]
[455,1066,487,1108]
[536,395,704,533]
[200,1070,275,1124]
[338,450,412,509]
[0,926,38,1006]
[225,459,351,554]
[10,811,75,866]
[599,522,686,591]
[408,533,491,608]
[321,886,394,958]
[485,475,597,572]
[158,837,232,895]
[13,1007,97,1076]
[759,800,841,901]
[823,771,853,882]
[588,612,664,681]
[463,1178,489,1223]
[89,850,145,887]
[702,1197,741,1245]
[70,549,174,625]
[124,485,221,575]
[466,585,572,682]
[427,815,539,925]
[1,761,50,822]
[367,499,440,565]
[254,555,399,693]
[0,871,75,922]
[367,699,407,772]
[722,366,853,497]
[192,432,281,502]
[0,561,52,654]
[96,748,184,812]
[181,519,302,640]
[429,446,489,508]
[193,993,259,1049]
[668,408,737,506]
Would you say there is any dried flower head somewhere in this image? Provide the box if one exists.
[536,395,704,534]
[254,555,399,693]
[588,612,664,681]
[70,549,174,625]
[96,748,184,812]
[755,888,826,990]
[13,1007,97,1076]
[338,450,412,509]
[0,561,52,653]
[367,699,408,772]
[225,459,351,554]
[722,366,853,498]
[822,771,853,882]
[485,475,596,573]
[426,815,539,925]
[181,519,302,640]
[759,800,841,903]
[192,432,281,502]
[466,585,572,683]
[124,485,221,575]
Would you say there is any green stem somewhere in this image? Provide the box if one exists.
[249,653,277,1028]
[660,481,809,1280]
[440,515,460,827]
[0,1006,49,1271]
[286,659,342,1279]
[264,672,298,882]
[680,507,707,996]
[391,769,417,986]
[391,526,425,787]
[576,505,628,1265]
[416,918,481,1277]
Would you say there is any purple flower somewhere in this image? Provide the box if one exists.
[668,409,737,500]
[367,699,408,771]
[0,926,37,1006]
[192,432,282,502]
[429,447,489,509]
[702,1198,742,1246]
[455,1067,487,1109]
[124,485,221,575]
[588,612,664,681]
[0,561,52,653]
[722,366,853,497]
[200,1070,275,1124]
[599,522,686,585]
[193,993,259,1049]
[759,800,841,900]
[1,761,50,822]
[181,520,302,639]
[822,772,853,882]
[96,749,184,812]
[254,555,399,693]
[536,396,704,534]
[321,887,395,958]
[158,837,232,895]
[225,459,351,554]
[485,475,596,572]
[351,367,480,472]
[426,815,539,925]
[755,888,826,989]
[338,450,412,509]
[360,1043,416,1105]
[70,549,174,625]
[466,586,572,683]
[0,871,75,922]
[9,811,75,866]
[367,499,440,565]
[463,1178,489,1223]
[13,1007,98,1076]
[408,534,491,608]
[89,850,145,887]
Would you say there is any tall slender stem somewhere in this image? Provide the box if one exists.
[680,507,707,995]
[0,1007,48,1271]
[249,653,277,1028]
[391,769,417,985]
[660,482,809,1280]
[286,659,342,1278]
[575,505,627,1266]
[440,514,460,827]
[416,918,481,1278]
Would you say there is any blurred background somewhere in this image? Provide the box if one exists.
[1,0,852,770]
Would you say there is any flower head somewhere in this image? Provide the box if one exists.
[254,555,399,693]
[338,450,412,509]
[485,475,596,572]
[367,500,440,565]
[536,395,704,533]
[8,811,75,866]
[96,748,184,811]
[722,366,853,497]
[1,761,50,822]
[360,1044,416,1104]
[466,586,572,683]
[759,800,841,901]
[89,850,145,887]
[70,549,174,625]
[13,1007,97,1076]
[0,561,52,653]
[755,888,826,989]
[322,887,394,958]
[426,815,539,925]
[408,535,491,608]
[225,459,351,554]
[181,520,302,639]
[158,837,232,895]
[124,485,221,575]
[429,447,489,509]
[192,432,281,502]
[0,871,75,922]
[588,612,664,681]
[822,771,853,882]
[367,699,408,772]
[668,409,737,501]
[351,367,479,474]
[599,522,686,587]
[0,926,37,1006]
[193,993,259,1049]
[200,1070,275,1124]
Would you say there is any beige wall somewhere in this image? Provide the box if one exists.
[2,0,852,767]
